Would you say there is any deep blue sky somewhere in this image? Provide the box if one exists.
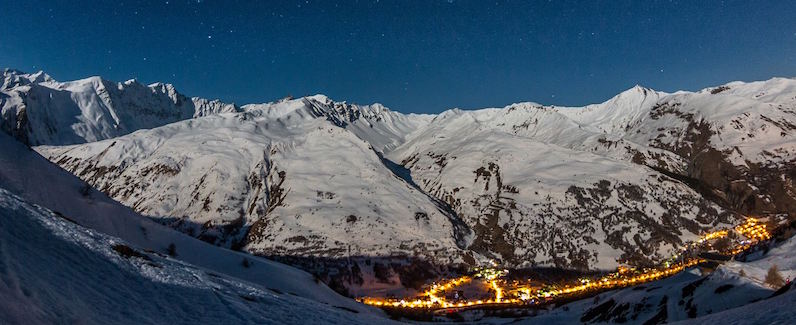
[1,1,794,113]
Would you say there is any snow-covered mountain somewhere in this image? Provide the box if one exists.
[383,78,796,269]
[35,100,471,267]
[241,94,434,153]
[0,130,375,312]
[0,69,238,145]
[9,70,795,277]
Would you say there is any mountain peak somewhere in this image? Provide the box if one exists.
[304,94,332,103]
[123,78,141,86]
[601,84,664,106]
[2,67,25,76]
[28,70,54,83]
[621,84,654,97]
[2,69,54,89]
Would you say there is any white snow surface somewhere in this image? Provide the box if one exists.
[0,131,376,313]
[1,69,238,145]
[30,76,796,270]
[0,188,395,325]
[671,285,796,325]
[35,111,466,262]
[2,69,796,323]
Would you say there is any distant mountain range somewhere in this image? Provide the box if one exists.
[1,68,238,145]
[4,68,795,276]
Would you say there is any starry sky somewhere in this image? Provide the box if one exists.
[1,1,795,113]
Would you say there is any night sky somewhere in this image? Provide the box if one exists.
[1,1,794,113]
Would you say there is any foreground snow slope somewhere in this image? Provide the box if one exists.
[0,69,238,145]
[517,269,772,324]
[0,189,394,325]
[672,284,795,325]
[0,131,371,311]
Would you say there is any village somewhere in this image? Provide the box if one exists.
[358,216,785,318]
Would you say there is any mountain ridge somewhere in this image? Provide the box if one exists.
[7,68,794,149]
[5,69,796,291]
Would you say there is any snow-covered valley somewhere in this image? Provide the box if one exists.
[17,71,796,273]
[2,68,796,324]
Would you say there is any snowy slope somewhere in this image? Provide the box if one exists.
[558,85,667,135]
[0,68,239,145]
[621,81,796,165]
[0,131,373,311]
[28,72,796,274]
[390,125,729,269]
[4,67,795,322]
[672,284,796,325]
[592,79,796,215]
[241,94,434,153]
[717,233,796,288]
[0,188,395,325]
[35,101,471,265]
[384,78,796,269]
